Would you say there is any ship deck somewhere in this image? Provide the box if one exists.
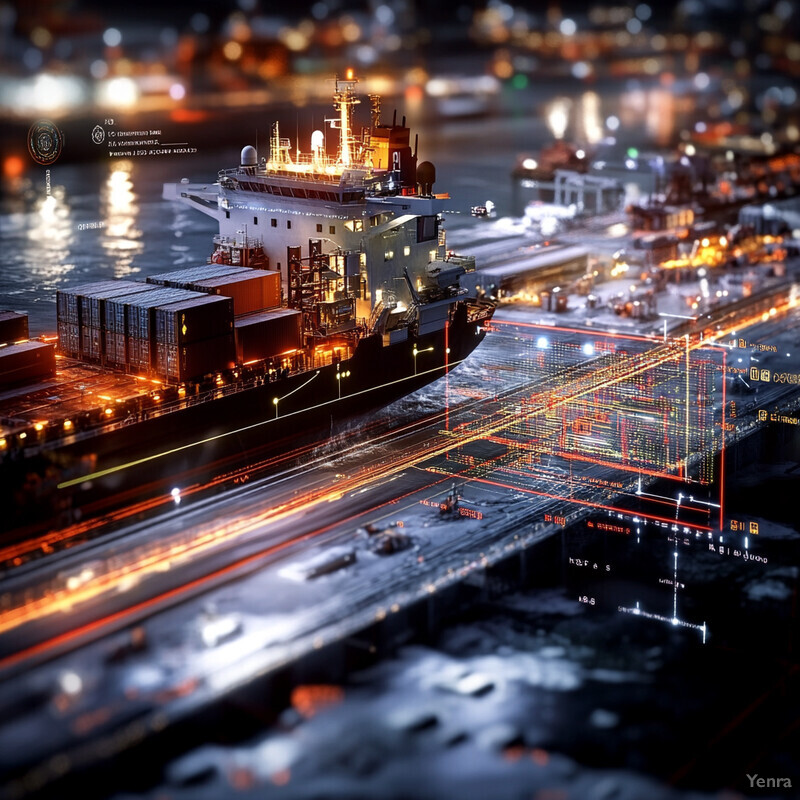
[0,338,360,452]
[0,358,154,437]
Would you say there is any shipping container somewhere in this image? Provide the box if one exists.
[154,294,234,347]
[56,281,119,326]
[115,289,204,373]
[187,270,281,316]
[57,321,80,356]
[56,290,79,324]
[79,281,154,329]
[80,325,103,360]
[0,341,56,388]
[106,287,202,342]
[234,308,302,363]
[56,281,153,330]
[155,333,236,383]
[125,335,151,373]
[147,264,249,287]
[103,285,163,334]
[105,331,127,367]
[0,311,29,344]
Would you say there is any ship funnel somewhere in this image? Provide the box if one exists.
[240,145,258,167]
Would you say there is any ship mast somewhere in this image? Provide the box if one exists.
[331,69,360,167]
[271,121,292,165]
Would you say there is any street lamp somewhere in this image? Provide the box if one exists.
[412,345,434,376]
[658,312,698,343]
[273,370,320,419]
[335,369,351,399]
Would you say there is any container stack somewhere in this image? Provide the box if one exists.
[56,281,236,383]
[57,281,154,361]
[154,295,236,383]
[107,287,196,372]
[147,264,281,316]
[147,264,249,286]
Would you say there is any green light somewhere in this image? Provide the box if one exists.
[511,73,528,90]
[627,147,639,158]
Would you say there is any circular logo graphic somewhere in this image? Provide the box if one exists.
[91,125,105,145]
[27,119,63,165]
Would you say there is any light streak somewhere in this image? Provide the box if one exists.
[58,356,474,490]
[470,476,712,531]
[685,334,690,478]
[26,305,784,644]
[673,550,679,621]
[618,603,707,641]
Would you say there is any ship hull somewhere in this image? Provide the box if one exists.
[4,309,487,539]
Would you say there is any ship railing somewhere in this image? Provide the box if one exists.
[12,364,327,458]
[212,233,263,249]
[266,151,369,179]
[219,157,369,187]
[367,300,384,331]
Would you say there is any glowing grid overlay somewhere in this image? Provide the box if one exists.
[441,320,725,531]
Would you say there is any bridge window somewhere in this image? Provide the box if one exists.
[417,215,437,242]
[287,220,292,229]
[253,216,258,225]
[316,223,323,233]
[329,225,336,235]
[271,218,277,227]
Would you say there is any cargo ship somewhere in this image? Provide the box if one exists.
[1,73,496,536]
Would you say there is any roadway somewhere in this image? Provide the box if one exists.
[2,301,800,797]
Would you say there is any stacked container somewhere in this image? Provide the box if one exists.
[109,288,198,372]
[56,281,151,360]
[56,280,236,383]
[234,308,302,363]
[147,264,280,316]
[153,294,235,382]
[0,341,56,389]
[0,311,29,344]
[187,271,280,315]
[147,264,249,286]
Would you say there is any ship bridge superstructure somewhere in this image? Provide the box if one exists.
[164,71,492,357]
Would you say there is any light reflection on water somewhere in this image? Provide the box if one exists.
[25,182,76,288]
[579,91,604,144]
[546,87,679,146]
[0,156,219,333]
[102,160,143,279]
[169,205,200,267]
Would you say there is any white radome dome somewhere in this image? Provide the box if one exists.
[240,145,257,166]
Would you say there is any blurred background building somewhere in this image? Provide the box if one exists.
[2,0,800,175]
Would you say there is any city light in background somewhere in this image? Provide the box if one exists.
[1,2,800,799]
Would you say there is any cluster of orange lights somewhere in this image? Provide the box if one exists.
[3,155,24,180]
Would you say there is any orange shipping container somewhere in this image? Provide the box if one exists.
[189,270,281,316]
